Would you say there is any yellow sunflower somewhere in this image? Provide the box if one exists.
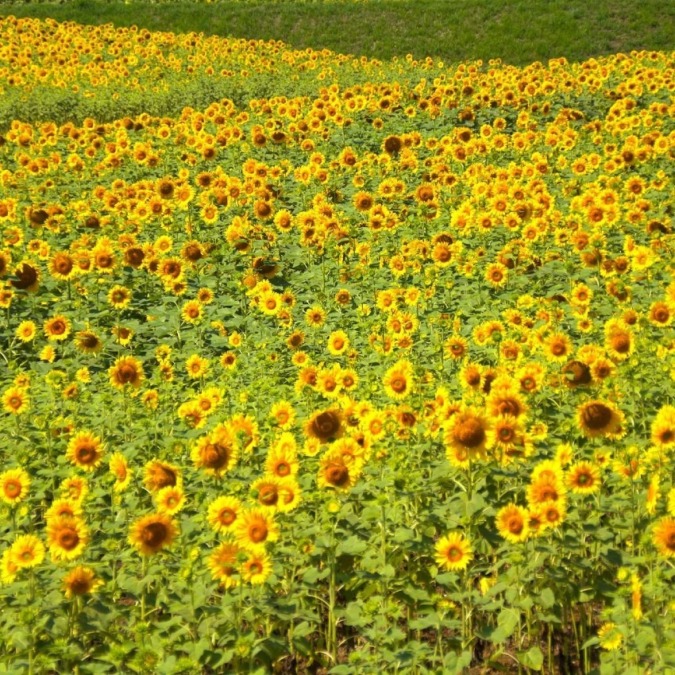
[434,532,473,572]
[10,534,45,569]
[63,566,103,599]
[108,356,144,389]
[207,496,242,533]
[495,504,530,543]
[0,468,30,504]
[47,516,89,562]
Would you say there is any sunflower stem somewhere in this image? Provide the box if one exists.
[140,556,148,623]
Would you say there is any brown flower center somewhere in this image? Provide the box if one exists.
[453,418,486,448]
[249,524,267,543]
[142,522,168,548]
[325,464,349,487]
[581,403,612,430]
[58,529,80,550]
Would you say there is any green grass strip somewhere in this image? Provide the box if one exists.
[0,0,673,65]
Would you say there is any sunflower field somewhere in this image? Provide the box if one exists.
[0,14,674,674]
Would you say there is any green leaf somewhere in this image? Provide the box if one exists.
[487,608,520,643]
[336,535,368,556]
[539,588,555,608]
[518,646,544,671]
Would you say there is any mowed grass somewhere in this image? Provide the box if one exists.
[0,0,672,65]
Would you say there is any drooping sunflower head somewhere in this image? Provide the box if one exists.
[576,400,624,439]
[317,450,361,491]
[129,513,178,556]
[305,409,343,444]
[143,460,181,493]
[444,407,490,458]
[207,541,242,589]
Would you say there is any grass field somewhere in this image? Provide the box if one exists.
[0,0,673,65]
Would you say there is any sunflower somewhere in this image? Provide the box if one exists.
[186,354,209,379]
[143,460,181,493]
[560,359,591,388]
[485,262,508,287]
[527,474,567,506]
[604,322,634,361]
[317,450,361,491]
[235,508,279,550]
[487,387,529,419]
[241,550,273,585]
[0,468,30,504]
[651,405,675,449]
[277,478,302,512]
[74,329,104,355]
[109,453,132,491]
[108,356,144,389]
[45,498,82,522]
[270,401,295,430]
[305,305,326,328]
[445,335,468,359]
[487,415,524,455]
[181,299,203,324]
[434,532,473,572]
[220,351,237,369]
[1,549,18,584]
[544,333,573,362]
[495,504,530,543]
[10,534,45,569]
[251,476,285,510]
[192,428,238,477]
[576,400,624,439]
[129,513,178,556]
[648,301,672,327]
[382,359,414,400]
[207,496,242,533]
[539,500,566,529]
[597,623,623,651]
[265,443,299,479]
[327,330,350,357]
[66,431,105,472]
[2,386,29,415]
[15,320,36,342]
[646,475,660,515]
[207,541,242,589]
[47,516,89,562]
[444,407,490,460]
[652,517,675,557]
[44,315,71,341]
[107,285,132,310]
[155,485,186,515]
[63,566,103,599]
[304,409,343,443]
[566,461,601,494]
[60,476,89,504]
